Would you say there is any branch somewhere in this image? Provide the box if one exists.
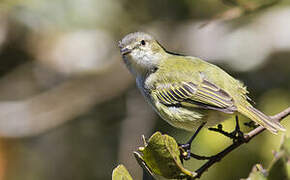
[193,107,290,179]
[0,61,132,137]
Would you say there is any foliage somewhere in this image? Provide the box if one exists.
[134,132,196,179]
[112,165,133,180]
[113,126,290,179]
[242,136,290,180]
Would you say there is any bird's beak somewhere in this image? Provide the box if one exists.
[118,40,132,55]
[120,47,132,55]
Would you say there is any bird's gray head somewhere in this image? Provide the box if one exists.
[118,32,166,76]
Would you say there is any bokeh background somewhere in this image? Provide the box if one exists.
[0,0,289,179]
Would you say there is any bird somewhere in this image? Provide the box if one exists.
[118,32,285,144]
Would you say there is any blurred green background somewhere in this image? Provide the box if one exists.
[0,0,289,179]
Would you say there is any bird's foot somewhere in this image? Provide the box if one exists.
[244,121,259,129]
[178,122,206,162]
[179,143,212,162]
[209,116,246,143]
[179,143,191,161]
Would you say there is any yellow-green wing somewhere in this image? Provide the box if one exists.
[152,79,237,114]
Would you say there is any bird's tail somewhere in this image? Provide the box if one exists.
[238,105,285,134]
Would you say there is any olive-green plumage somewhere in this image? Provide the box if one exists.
[118,32,285,134]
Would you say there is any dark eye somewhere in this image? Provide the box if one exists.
[140,40,146,46]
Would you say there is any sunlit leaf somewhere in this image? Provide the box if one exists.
[135,132,196,179]
[112,164,133,180]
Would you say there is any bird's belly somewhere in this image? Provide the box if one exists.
[136,78,232,131]
[155,102,232,132]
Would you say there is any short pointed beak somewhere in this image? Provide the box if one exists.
[120,47,132,55]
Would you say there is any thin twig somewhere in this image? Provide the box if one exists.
[193,107,290,179]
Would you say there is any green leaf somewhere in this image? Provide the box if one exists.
[241,164,267,180]
[268,152,288,180]
[112,164,133,180]
[133,151,155,178]
[135,132,196,179]
[268,136,290,180]
[243,136,290,180]
[281,136,290,157]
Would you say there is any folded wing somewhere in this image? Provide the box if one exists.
[152,79,237,114]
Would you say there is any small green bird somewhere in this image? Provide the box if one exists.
[118,32,285,135]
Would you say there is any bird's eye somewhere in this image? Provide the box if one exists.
[140,40,146,46]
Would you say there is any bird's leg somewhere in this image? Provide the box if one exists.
[179,122,206,161]
[179,117,247,162]
[209,116,246,143]
[232,116,245,143]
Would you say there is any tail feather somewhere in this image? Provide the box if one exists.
[239,105,286,134]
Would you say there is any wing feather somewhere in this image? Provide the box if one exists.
[152,79,237,113]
